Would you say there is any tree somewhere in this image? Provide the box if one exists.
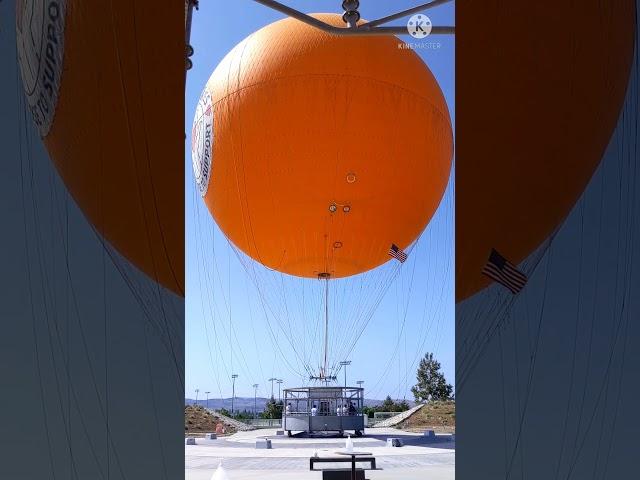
[373,396,411,413]
[362,406,375,418]
[381,395,396,411]
[262,396,284,419]
[411,352,453,402]
[233,409,253,420]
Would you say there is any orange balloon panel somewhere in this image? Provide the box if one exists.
[192,14,453,279]
[16,0,184,295]
[456,1,635,301]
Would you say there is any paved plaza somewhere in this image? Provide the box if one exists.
[185,428,455,479]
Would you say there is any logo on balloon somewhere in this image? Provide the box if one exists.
[407,14,432,39]
[192,89,214,196]
[16,0,66,137]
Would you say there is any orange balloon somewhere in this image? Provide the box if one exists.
[456,2,635,301]
[16,0,184,296]
[192,14,453,279]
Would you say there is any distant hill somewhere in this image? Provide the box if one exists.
[184,397,270,412]
[184,397,415,411]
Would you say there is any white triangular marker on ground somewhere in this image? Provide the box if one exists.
[211,461,229,480]
[346,435,354,452]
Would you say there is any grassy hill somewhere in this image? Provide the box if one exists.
[397,400,455,433]
[185,405,238,437]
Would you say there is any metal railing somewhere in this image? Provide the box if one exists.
[366,412,396,426]
[244,418,283,428]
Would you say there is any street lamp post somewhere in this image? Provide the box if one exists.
[356,381,365,415]
[339,360,351,389]
[268,377,277,399]
[253,384,259,419]
[205,391,210,409]
[195,388,200,406]
[277,379,283,402]
[231,374,238,415]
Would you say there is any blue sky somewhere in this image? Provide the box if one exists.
[185,0,455,403]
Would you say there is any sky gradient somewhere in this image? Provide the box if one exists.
[185,0,455,403]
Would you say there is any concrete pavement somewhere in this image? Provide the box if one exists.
[185,428,454,479]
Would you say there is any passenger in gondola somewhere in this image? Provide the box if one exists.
[311,404,317,416]
[349,402,356,415]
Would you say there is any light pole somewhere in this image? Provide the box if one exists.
[205,391,210,409]
[277,379,283,402]
[253,384,259,419]
[356,381,364,415]
[268,377,277,399]
[339,360,351,389]
[195,388,200,406]
[231,374,238,415]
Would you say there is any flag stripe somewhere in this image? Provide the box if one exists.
[483,264,524,289]
[482,266,521,291]
[499,267,527,286]
[481,249,528,294]
[503,264,527,281]
[482,268,520,294]
[388,244,408,263]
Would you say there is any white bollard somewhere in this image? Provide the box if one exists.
[205,433,217,440]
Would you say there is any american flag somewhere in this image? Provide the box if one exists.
[388,243,408,263]
[482,248,528,294]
